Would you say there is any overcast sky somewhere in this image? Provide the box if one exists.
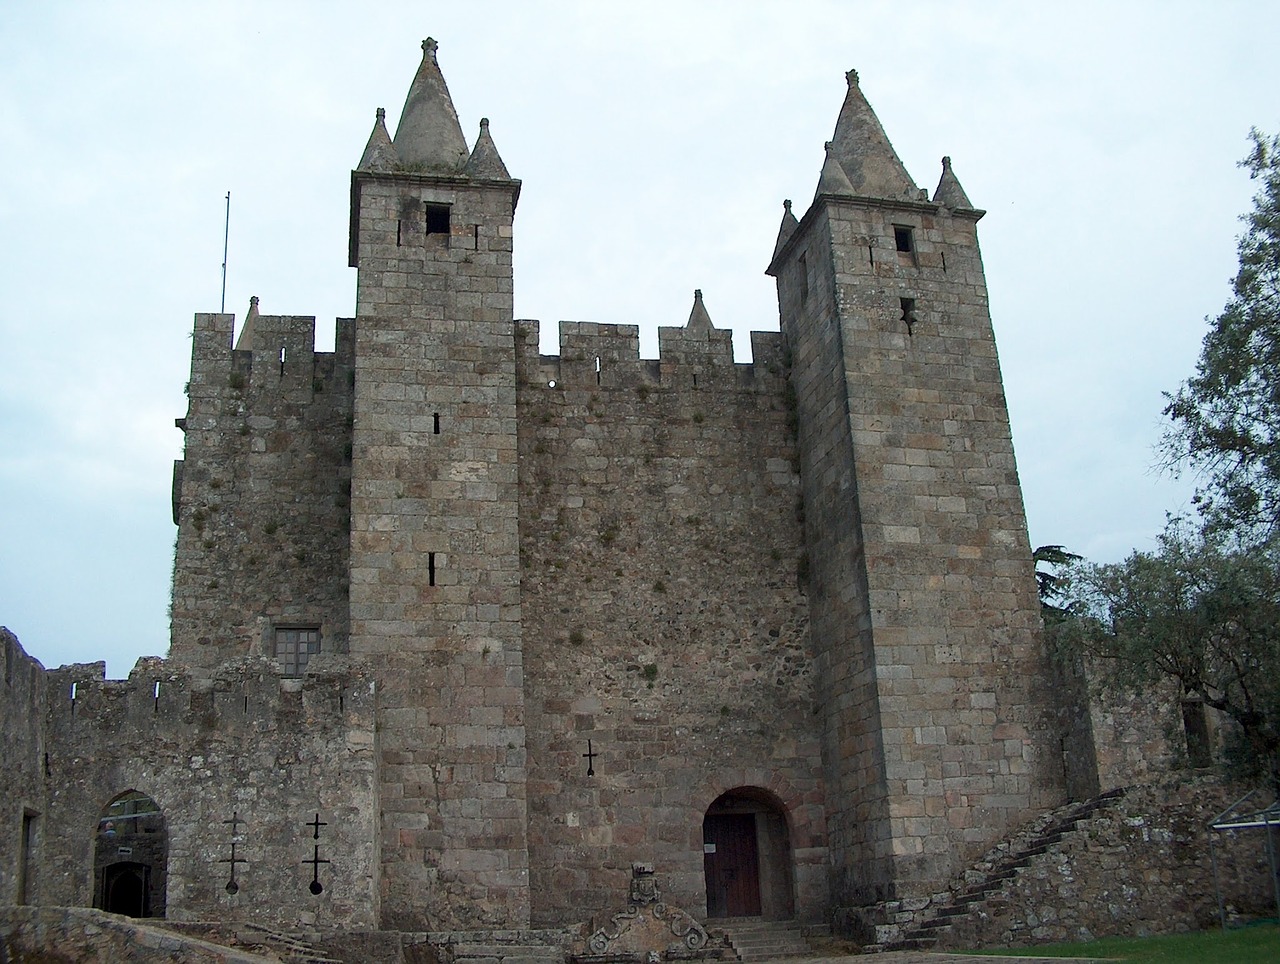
[2,1,1277,677]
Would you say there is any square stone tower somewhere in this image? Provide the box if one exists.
[767,70,1063,917]
[347,40,529,929]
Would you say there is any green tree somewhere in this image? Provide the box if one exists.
[1164,130,1280,539]
[1033,544,1082,625]
[1052,522,1280,790]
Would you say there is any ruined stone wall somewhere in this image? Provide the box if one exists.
[38,656,379,931]
[937,777,1276,949]
[171,312,354,673]
[0,629,47,906]
[516,319,829,927]
[348,171,529,931]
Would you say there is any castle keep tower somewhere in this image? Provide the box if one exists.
[767,71,1063,918]
[347,39,529,929]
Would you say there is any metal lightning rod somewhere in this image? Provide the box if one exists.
[220,191,231,312]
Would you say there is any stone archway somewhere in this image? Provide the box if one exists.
[93,790,168,918]
[702,787,795,920]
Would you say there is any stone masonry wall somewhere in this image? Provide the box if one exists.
[515,317,830,927]
[775,203,895,911]
[0,629,47,907]
[171,311,355,673]
[39,655,379,931]
[937,776,1277,949]
[348,171,530,931]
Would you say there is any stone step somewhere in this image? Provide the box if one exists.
[720,918,812,962]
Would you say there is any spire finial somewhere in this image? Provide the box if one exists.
[422,37,438,63]
[249,295,259,307]
[480,117,490,132]
[783,199,792,212]
[694,288,703,300]
[846,68,859,87]
[376,107,385,121]
[942,155,952,169]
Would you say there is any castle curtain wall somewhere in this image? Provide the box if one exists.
[515,319,830,926]
[35,658,379,930]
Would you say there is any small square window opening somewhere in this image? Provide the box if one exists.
[894,225,914,254]
[425,203,451,236]
[274,626,321,676]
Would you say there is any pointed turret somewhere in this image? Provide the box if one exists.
[357,108,400,173]
[686,288,713,332]
[392,38,469,174]
[826,68,918,200]
[462,118,511,180]
[772,199,799,261]
[932,155,974,210]
[234,296,260,351]
[815,142,856,199]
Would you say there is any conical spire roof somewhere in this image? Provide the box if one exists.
[932,155,973,210]
[772,199,799,261]
[235,296,260,351]
[815,142,856,198]
[357,108,400,173]
[392,38,469,174]
[462,118,511,180]
[686,289,713,332]
[826,69,918,200]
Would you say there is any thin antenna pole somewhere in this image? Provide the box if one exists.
[220,191,231,312]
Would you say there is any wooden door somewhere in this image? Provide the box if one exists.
[703,813,762,917]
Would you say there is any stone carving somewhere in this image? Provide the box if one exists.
[583,864,710,960]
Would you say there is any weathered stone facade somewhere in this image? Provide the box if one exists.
[2,38,1199,958]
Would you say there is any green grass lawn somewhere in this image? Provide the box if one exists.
[961,923,1280,962]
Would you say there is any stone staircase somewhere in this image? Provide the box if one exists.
[718,918,814,961]
[870,787,1130,953]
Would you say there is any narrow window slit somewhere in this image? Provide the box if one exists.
[243,694,248,713]
[428,552,437,587]
[396,219,402,247]
[279,347,286,376]
[339,693,345,713]
[473,225,480,250]
[941,250,947,273]
[595,356,601,385]
[868,244,874,265]
[153,680,161,713]
[693,373,698,388]
[433,412,441,435]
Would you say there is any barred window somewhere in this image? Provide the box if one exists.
[274,627,320,676]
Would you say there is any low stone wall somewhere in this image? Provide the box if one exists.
[0,906,276,963]
[934,775,1276,950]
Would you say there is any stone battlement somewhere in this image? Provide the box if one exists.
[517,317,787,393]
[45,656,374,733]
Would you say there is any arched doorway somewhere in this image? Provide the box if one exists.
[93,790,167,918]
[702,787,795,920]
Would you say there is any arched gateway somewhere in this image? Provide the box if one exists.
[93,790,168,918]
[702,787,795,920]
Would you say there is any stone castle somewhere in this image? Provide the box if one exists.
[1,38,1174,957]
